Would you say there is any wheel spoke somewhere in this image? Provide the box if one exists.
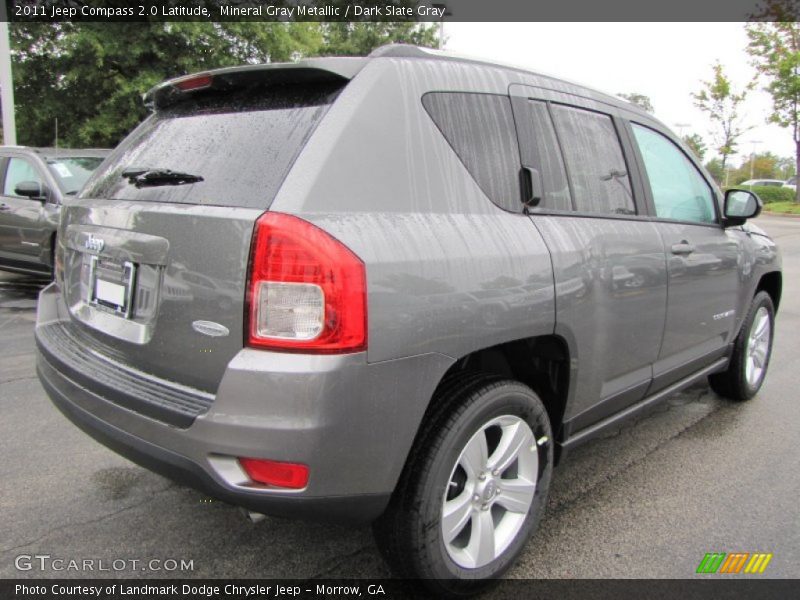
[746,357,755,382]
[495,478,536,514]
[466,509,496,566]
[753,313,768,339]
[442,491,473,543]
[489,421,533,474]
[752,345,766,368]
[460,430,488,479]
[744,307,772,387]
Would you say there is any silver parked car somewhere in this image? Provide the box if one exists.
[0,146,108,277]
[35,46,781,592]
[739,178,785,188]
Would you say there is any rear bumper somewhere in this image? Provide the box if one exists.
[35,283,453,524]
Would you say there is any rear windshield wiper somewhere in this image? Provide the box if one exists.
[121,167,204,188]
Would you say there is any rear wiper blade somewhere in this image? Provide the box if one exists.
[121,167,203,187]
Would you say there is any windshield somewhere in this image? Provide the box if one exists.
[81,81,343,209]
[47,157,105,194]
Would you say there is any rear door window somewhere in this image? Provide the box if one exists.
[513,100,572,211]
[422,92,522,212]
[550,104,636,215]
[81,82,343,209]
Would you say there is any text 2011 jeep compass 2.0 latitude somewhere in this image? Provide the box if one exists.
[35,46,781,591]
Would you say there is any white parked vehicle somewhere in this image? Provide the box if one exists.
[739,179,786,188]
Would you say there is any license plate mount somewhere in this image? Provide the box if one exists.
[87,255,137,318]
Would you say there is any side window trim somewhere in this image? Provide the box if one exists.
[613,115,652,218]
[540,100,578,212]
[627,120,722,227]
[0,157,10,196]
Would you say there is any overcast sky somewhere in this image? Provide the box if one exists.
[444,23,793,168]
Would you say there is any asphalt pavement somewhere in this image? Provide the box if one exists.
[1,214,798,582]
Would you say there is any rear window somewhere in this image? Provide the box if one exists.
[81,82,343,208]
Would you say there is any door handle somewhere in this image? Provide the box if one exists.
[671,241,695,255]
[0,203,9,212]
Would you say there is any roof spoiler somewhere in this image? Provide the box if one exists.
[144,57,366,110]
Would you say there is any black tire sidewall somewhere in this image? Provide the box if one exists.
[414,382,553,586]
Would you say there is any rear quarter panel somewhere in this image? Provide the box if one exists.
[270,58,557,365]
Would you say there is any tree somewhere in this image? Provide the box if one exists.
[704,157,726,185]
[776,155,796,179]
[682,133,707,160]
[617,92,654,113]
[11,22,321,147]
[731,151,784,184]
[747,18,800,202]
[317,23,438,57]
[10,22,439,148]
[692,62,754,173]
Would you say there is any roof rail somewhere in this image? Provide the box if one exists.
[368,44,441,59]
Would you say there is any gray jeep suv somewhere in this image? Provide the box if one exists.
[35,46,781,591]
[0,147,108,277]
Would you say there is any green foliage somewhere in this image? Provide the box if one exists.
[692,62,754,171]
[724,185,795,204]
[682,133,707,160]
[10,22,436,148]
[762,200,800,213]
[617,92,654,113]
[11,22,322,147]
[746,17,800,203]
[730,151,793,184]
[776,155,797,179]
[704,157,726,184]
[319,22,438,56]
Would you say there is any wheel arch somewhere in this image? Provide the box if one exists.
[420,335,571,465]
[756,271,782,313]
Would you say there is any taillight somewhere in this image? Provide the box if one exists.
[239,457,309,489]
[247,212,367,353]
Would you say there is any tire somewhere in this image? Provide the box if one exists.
[709,291,775,402]
[374,374,553,595]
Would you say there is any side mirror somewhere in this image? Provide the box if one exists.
[723,188,762,227]
[14,180,49,201]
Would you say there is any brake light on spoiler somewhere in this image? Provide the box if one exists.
[174,74,213,92]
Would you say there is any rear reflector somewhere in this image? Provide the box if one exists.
[174,74,213,92]
[247,212,367,353]
[239,457,309,489]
